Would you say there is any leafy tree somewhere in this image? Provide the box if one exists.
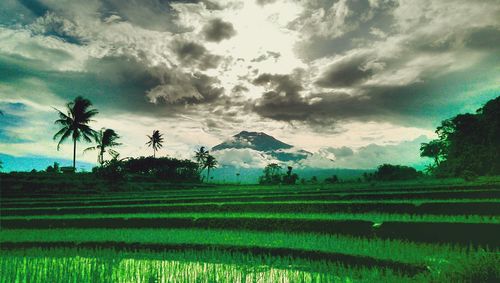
[46,162,60,173]
[85,128,121,166]
[259,163,282,185]
[203,153,218,183]
[420,140,445,166]
[146,130,164,158]
[310,176,318,184]
[325,175,339,184]
[282,166,299,185]
[194,146,209,175]
[53,96,98,170]
[422,96,500,177]
[373,164,421,181]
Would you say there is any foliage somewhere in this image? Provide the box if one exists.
[146,130,164,158]
[53,96,98,169]
[365,164,421,181]
[92,158,125,182]
[421,96,500,177]
[324,175,340,184]
[45,162,60,173]
[259,164,301,185]
[85,128,121,166]
[122,156,199,182]
[194,146,209,170]
[282,166,299,185]
[259,163,283,185]
[203,154,218,183]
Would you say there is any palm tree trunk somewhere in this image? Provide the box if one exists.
[154,149,156,158]
[73,138,76,170]
[207,168,210,183]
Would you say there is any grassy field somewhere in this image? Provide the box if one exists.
[1,178,499,282]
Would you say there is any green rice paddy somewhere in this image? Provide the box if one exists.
[1,181,499,282]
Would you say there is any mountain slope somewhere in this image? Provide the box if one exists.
[212,131,311,163]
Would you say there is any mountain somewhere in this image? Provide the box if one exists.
[212,131,312,162]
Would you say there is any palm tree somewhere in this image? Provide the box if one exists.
[84,128,121,166]
[203,153,217,183]
[53,96,98,170]
[0,160,3,170]
[194,146,208,168]
[146,130,164,158]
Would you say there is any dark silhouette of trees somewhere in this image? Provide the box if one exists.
[421,96,500,177]
[310,176,318,184]
[325,175,339,184]
[194,146,209,176]
[45,162,60,173]
[203,154,218,183]
[85,128,121,166]
[420,140,445,167]
[259,163,282,184]
[53,96,98,170]
[94,156,200,182]
[370,164,421,181]
[282,166,299,184]
[146,130,164,158]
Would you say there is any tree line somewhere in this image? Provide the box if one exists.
[52,96,217,182]
[420,96,500,178]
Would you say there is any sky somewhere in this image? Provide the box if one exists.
[0,0,499,172]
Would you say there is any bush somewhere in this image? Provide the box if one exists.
[372,164,422,181]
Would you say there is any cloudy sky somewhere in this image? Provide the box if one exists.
[0,0,499,171]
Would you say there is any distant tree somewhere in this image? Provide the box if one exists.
[46,162,60,173]
[325,175,339,184]
[194,146,209,175]
[420,140,445,166]
[362,172,372,182]
[259,163,282,185]
[310,176,318,184]
[373,164,421,181]
[282,166,299,185]
[146,130,164,158]
[0,160,3,170]
[85,128,121,166]
[203,153,218,183]
[53,96,98,170]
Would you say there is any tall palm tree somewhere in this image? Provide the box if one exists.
[203,153,217,183]
[53,96,98,170]
[194,146,208,168]
[146,130,164,158]
[84,128,121,166]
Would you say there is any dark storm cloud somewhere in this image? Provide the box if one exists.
[290,0,398,60]
[202,18,236,42]
[252,53,499,128]
[464,26,500,50]
[315,52,375,88]
[172,40,222,70]
[18,0,49,17]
